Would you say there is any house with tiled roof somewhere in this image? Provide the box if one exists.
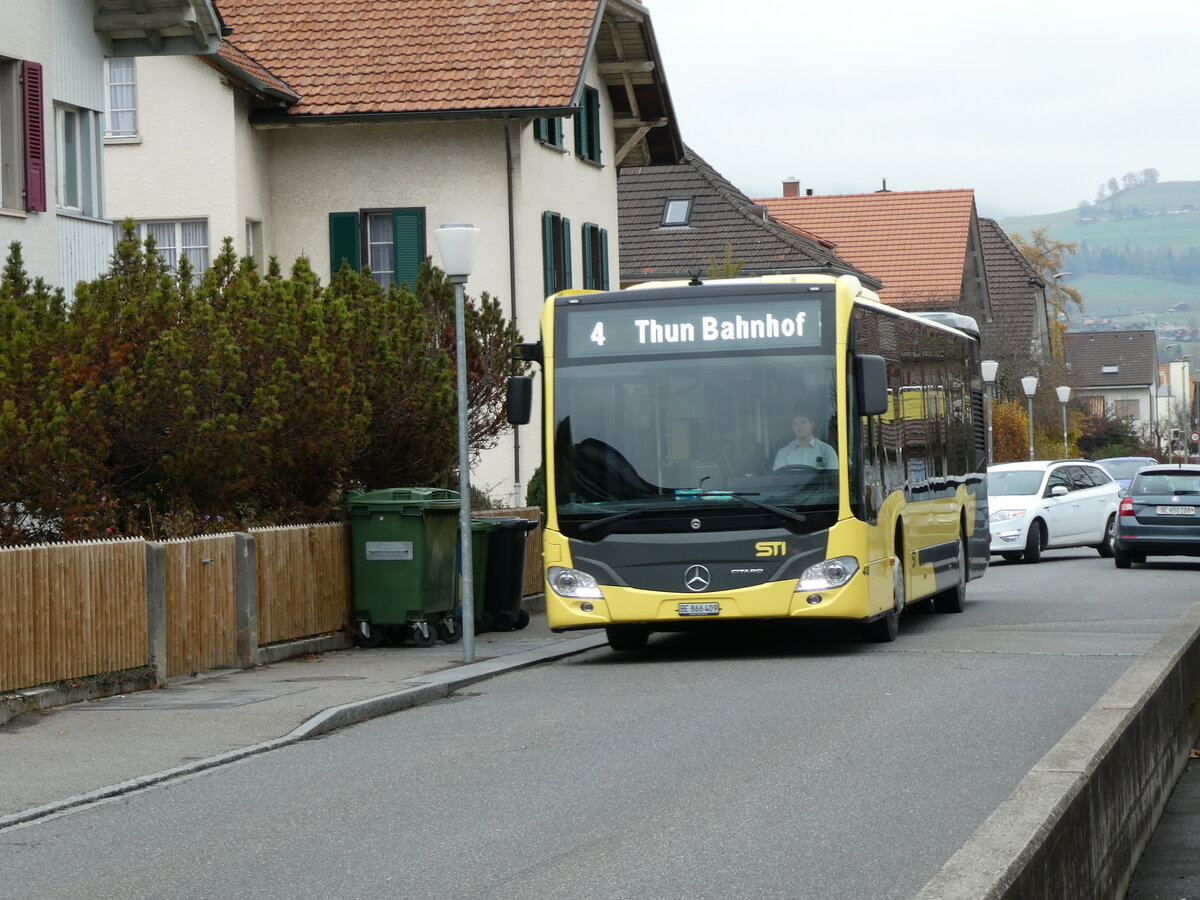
[976,217,1051,362]
[618,147,879,288]
[1064,330,1159,435]
[755,184,992,324]
[103,0,683,502]
[0,0,224,289]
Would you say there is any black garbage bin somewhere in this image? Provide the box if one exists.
[475,516,539,631]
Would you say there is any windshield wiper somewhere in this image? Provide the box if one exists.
[695,491,808,526]
[577,506,658,535]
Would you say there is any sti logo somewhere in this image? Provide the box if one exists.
[754,541,787,557]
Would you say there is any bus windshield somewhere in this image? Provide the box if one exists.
[553,352,840,534]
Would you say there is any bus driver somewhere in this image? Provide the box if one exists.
[773,414,838,471]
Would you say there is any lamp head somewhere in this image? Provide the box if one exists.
[981,360,999,383]
[1021,376,1039,398]
[1056,385,1071,404]
[434,224,480,281]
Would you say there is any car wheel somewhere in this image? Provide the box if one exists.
[1022,521,1043,564]
[864,549,904,642]
[1114,545,1132,569]
[1000,551,1023,561]
[1096,514,1116,558]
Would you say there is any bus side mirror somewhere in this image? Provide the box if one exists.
[507,375,533,425]
[856,355,888,416]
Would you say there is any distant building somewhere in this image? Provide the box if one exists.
[1065,330,1159,435]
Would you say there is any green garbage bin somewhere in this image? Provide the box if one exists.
[346,487,462,648]
[461,518,499,632]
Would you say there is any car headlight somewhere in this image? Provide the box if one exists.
[989,509,1027,523]
[548,566,603,599]
[797,556,859,591]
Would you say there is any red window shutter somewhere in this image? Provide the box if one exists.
[21,61,46,212]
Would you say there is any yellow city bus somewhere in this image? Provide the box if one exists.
[507,275,988,650]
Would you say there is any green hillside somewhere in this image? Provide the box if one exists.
[1000,180,1200,351]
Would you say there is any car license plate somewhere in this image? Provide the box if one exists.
[1157,505,1196,515]
[678,602,719,616]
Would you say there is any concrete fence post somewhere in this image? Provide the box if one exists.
[145,541,167,686]
[235,532,260,668]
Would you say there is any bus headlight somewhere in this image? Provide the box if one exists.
[797,556,859,591]
[548,566,603,599]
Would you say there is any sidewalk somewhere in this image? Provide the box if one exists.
[0,613,606,827]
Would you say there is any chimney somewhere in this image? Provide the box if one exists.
[806,188,813,197]
[782,176,800,198]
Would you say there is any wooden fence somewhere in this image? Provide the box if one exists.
[0,539,147,693]
[163,534,238,678]
[2,510,544,694]
[251,524,350,645]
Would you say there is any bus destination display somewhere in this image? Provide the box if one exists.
[563,297,824,358]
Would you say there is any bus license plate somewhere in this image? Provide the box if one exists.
[1157,505,1196,515]
[678,602,719,616]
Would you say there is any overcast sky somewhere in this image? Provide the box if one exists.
[646,0,1200,221]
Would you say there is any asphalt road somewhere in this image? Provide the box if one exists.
[3,549,1196,899]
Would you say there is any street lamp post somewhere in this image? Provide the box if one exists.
[1056,385,1071,458]
[434,224,481,664]
[981,360,998,465]
[1021,376,1039,461]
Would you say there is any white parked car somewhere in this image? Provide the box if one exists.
[987,460,1122,563]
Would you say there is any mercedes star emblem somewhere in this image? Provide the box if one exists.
[684,565,711,592]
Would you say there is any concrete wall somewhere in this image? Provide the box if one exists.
[918,601,1200,899]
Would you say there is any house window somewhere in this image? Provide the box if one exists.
[661,197,693,227]
[541,211,572,296]
[56,104,101,216]
[1113,399,1139,419]
[0,57,45,212]
[115,219,210,274]
[327,208,426,289]
[1101,364,1119,374]
[574,86,600,163]
[245,218,263,263]
[534,117,564,149]
[104,58,137,139]
[581,222,609,290]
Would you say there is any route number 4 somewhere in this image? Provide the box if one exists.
[590,321,606,346]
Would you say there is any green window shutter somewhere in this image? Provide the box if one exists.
[600,227,609,290]
[391,208,425,290]
[534,117,547,143]
[329,212,361,277]
[582,223,594,290]
[542,212,555,297]
[552,117,563,148]
[574,102,587,160]
[586,88,600,161]
[562,216,572,289]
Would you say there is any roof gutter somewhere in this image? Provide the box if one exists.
[249,106,580,127]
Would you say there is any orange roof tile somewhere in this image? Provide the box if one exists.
[208,39,300,102]
[215,0,601,117]
[756,189,977,308]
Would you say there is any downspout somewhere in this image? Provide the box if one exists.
[505,114,522,507]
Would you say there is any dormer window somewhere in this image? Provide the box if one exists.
[662,197,692,226]
[1102,364,1119,374]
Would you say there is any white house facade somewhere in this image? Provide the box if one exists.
[0,0,223,291]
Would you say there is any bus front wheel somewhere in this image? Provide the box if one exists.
[606,625,649,652]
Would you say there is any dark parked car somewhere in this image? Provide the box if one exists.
[1113,465,1200,568]
[1095,456,1158,491]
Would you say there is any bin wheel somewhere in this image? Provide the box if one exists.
[353,621,384,649]
[382,625,407,646]
[493,609,517,631]
[436,616,463,644]
[475,610,494,634]
[513,608,530,630]
[410,622,437,648]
